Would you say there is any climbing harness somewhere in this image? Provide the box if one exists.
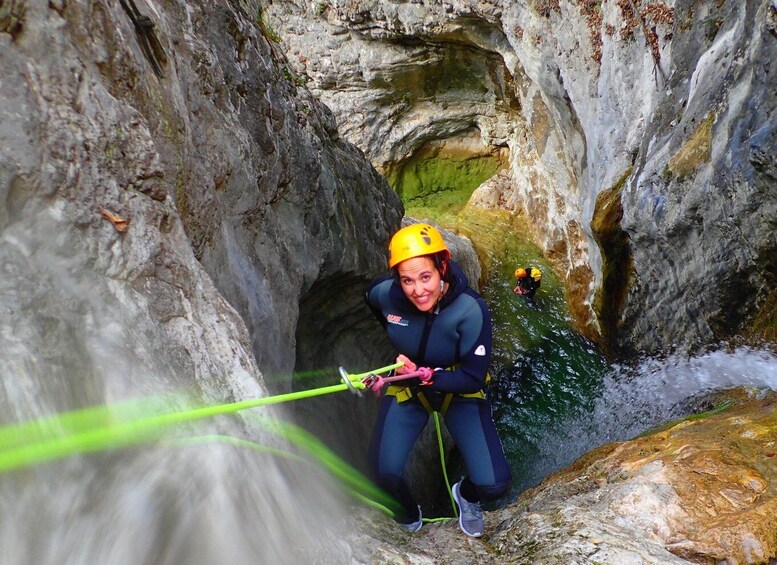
[383,363,488,417]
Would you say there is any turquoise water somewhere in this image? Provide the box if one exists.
[482,258,611,497]
[479,256,777,502]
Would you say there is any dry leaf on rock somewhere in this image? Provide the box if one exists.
[100,209,129,232]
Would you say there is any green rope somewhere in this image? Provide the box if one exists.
[0,395,170,451]
[263,417,400,512]
[0,361,460,528]
[170,433,401,516]
[345,362,403,381]
[171,427,444,524]
[169,434,304,463]
[0,363,404,473]
[433,411,458,519]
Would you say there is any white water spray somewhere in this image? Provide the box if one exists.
[0,208,353,565]
[524,346,777,491]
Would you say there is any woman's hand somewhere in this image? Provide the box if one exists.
[395,354,417,375]
[394,355,434,387]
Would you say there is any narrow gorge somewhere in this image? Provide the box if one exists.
[0,0,776,563]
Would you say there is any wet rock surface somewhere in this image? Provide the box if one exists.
[266,0,777,355]
[350,388,777,564]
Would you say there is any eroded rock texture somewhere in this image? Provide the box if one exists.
[266,0,777,355]
[3,1,776,563]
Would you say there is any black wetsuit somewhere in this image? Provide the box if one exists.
[365,261,512,522]
[514,272,540,298]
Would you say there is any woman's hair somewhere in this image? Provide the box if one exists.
[432,251,450,282]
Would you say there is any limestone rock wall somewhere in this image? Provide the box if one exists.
[15,0,404,383]
[0,0,403,480]
[0,0,264,412]
[265,0,777,355]
[491,388,777,564]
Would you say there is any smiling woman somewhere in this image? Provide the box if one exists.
[397,256,447,312]
[363,222,512,537]
[389,223,451,313]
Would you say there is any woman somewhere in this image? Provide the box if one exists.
[364,223,512,537]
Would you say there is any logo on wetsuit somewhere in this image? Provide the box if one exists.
[386,314,408,327]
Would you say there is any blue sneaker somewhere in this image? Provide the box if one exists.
[452,480,483,538]
[399,505,423,532]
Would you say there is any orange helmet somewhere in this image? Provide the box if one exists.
[515,268,527,278]
[388,224,449,268]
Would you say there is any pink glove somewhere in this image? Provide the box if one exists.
[395,354,417,375]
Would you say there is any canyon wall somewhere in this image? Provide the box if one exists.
[266,0,777,355]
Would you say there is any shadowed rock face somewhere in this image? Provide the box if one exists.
[149,3,404,381]
[80,0,404,381]
[266,0,777,356]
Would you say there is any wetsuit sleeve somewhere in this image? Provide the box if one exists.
[426,296,492,395]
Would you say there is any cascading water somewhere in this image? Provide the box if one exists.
[0,212,355,565]
[583,346,777,444]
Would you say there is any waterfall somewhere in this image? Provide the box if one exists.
[494,345,777,498]
[590,346,777,444]
[0,211,352,565]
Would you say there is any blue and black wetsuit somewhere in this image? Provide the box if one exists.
[365,260,512,522]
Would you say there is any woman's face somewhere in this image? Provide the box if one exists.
[397,256,443,313]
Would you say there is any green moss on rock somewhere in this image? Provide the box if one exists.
[0,0,25,37]
[666,112,714,180]
[388,140,508,217]
[748,288,777,342]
